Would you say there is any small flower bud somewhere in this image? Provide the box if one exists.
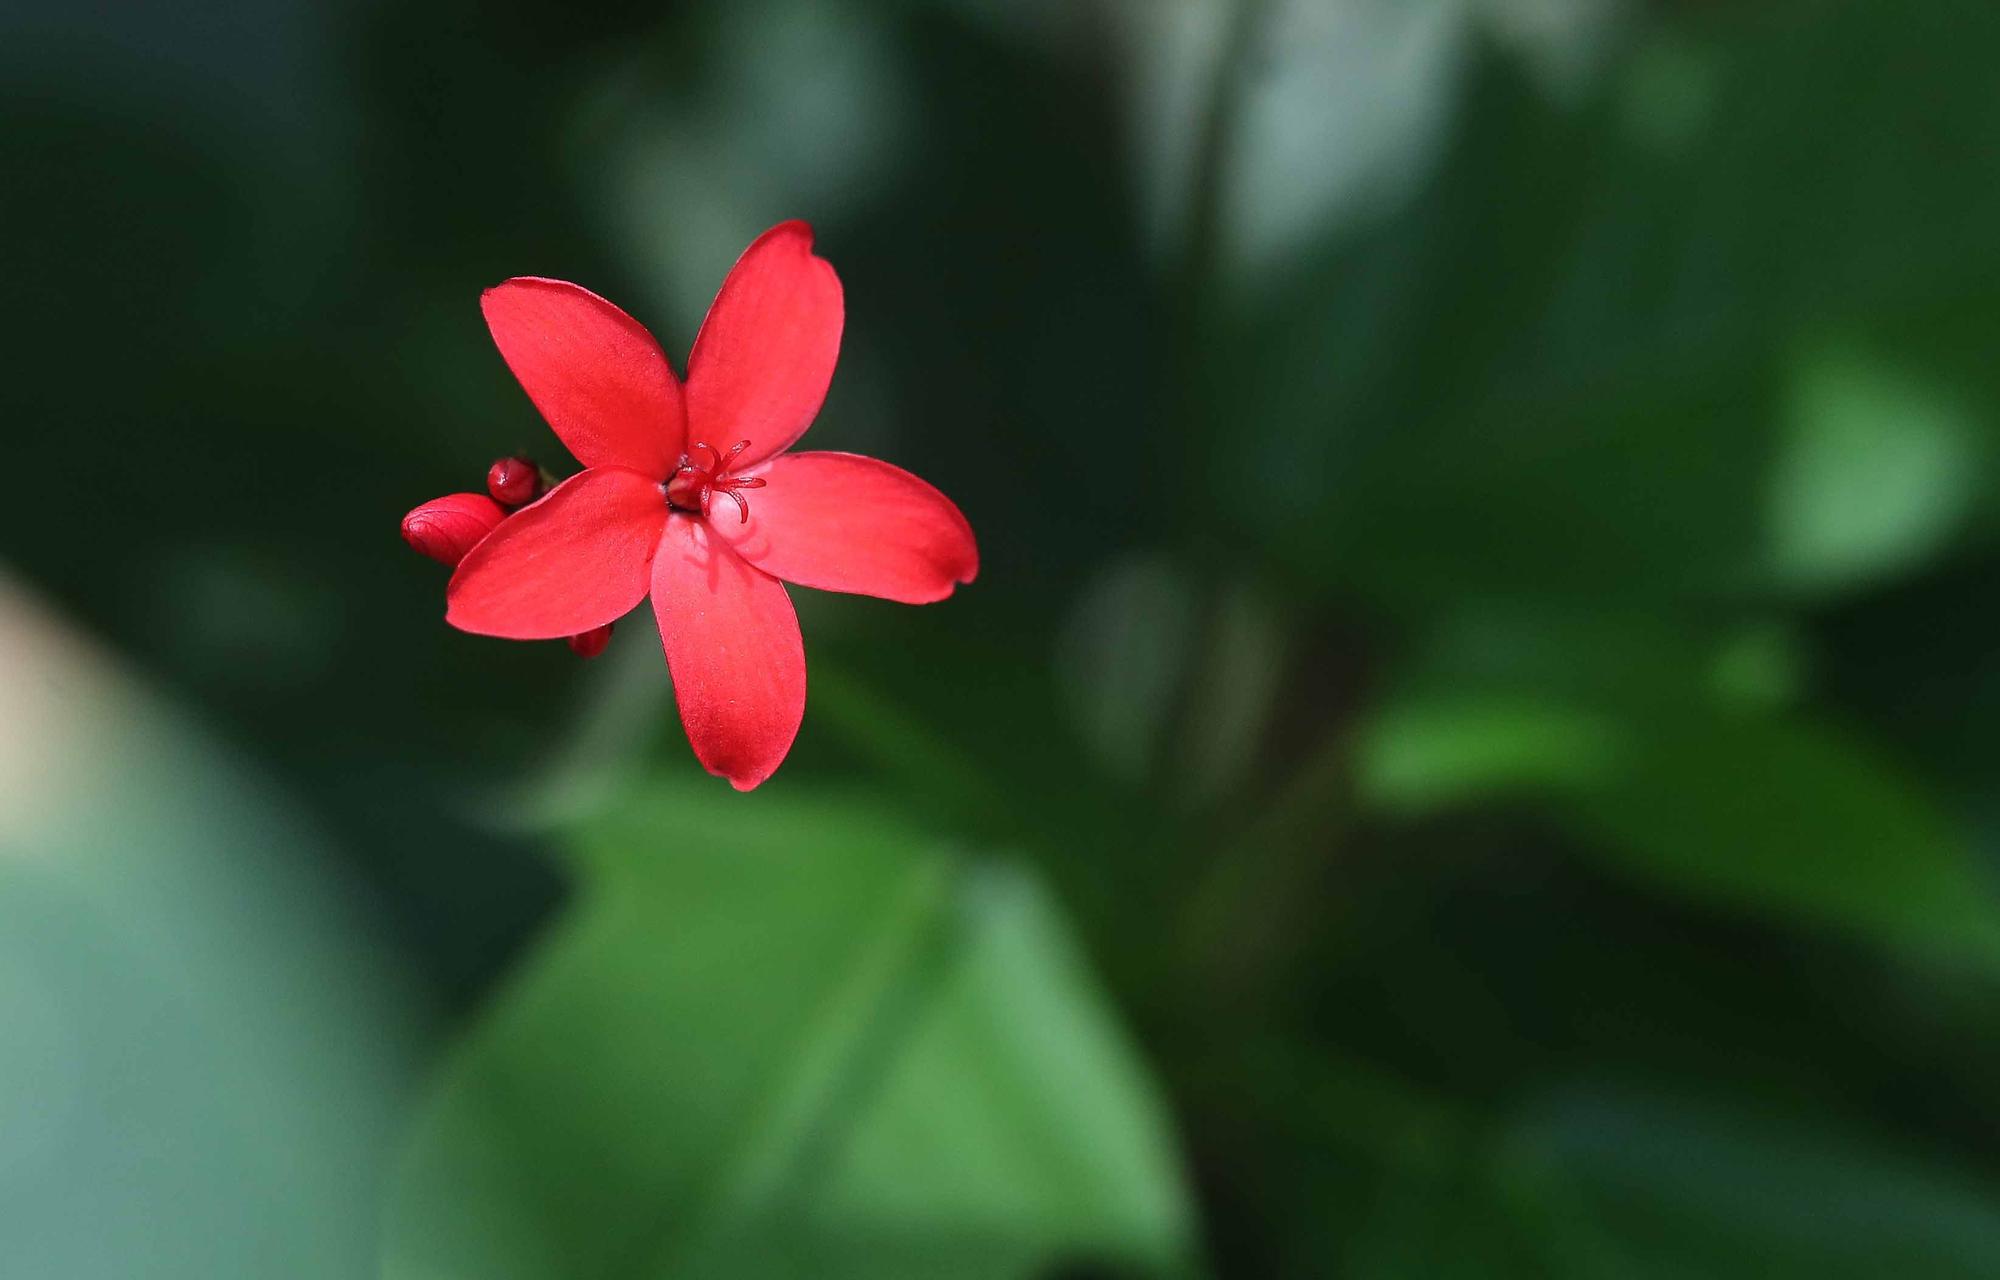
[402,493,507,567]
[487,456,543,507]
[568,623,613,659]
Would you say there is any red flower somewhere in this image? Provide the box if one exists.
[438,221,977,789]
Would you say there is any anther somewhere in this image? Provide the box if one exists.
[663,438,763,522]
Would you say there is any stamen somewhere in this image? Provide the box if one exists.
[663,437,763,522]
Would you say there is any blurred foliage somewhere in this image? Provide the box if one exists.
[0,578,421,1277]
[8,0,2000,1276]
[387,784,1189,1280]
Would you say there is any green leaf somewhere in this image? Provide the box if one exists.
[1225,3,2000,609]
[1357,1082,2000,1278]
[1493,1083,2000,1278]
[1359,690,2000,967]
[1770,337,1980,595]
[1357,696,1626,811]
[1569,710,2000,962]
[383,784,1193,1280]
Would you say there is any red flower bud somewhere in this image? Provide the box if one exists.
[568,623,613,659]
[487,456,543,507]
[402,493,507,567]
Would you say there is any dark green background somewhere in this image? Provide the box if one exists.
[6,1,2000,1275]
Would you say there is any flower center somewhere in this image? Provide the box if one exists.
[664,439,766,523]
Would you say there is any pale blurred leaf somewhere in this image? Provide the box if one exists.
[1771,339,1980,595]
[0,576,420,1280]
[1056,555,1199,784]
[1221,0,1467,280]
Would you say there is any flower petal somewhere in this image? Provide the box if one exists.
[481,278,686,476]
[651,517,806,790]
[712,452,978,604]
[447,468,667,639]
[685,221,843,469]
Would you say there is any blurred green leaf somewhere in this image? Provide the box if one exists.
[1565,710,2000,965]
[1360,689,2000,967]
[1770,337,1980,595]
[1356,1081,2000,1278]
[1224,2,2000,609]
[1358,696,1624,810]
[384,784,1192,1280]
[1494,1083,2000,1278]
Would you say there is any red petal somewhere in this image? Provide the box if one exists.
[685,221,842,469]
[481,278,686,477]
[402,492,507,567]
[446,468,667,639]
[651,517,806,790]
[713,452,978,604]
